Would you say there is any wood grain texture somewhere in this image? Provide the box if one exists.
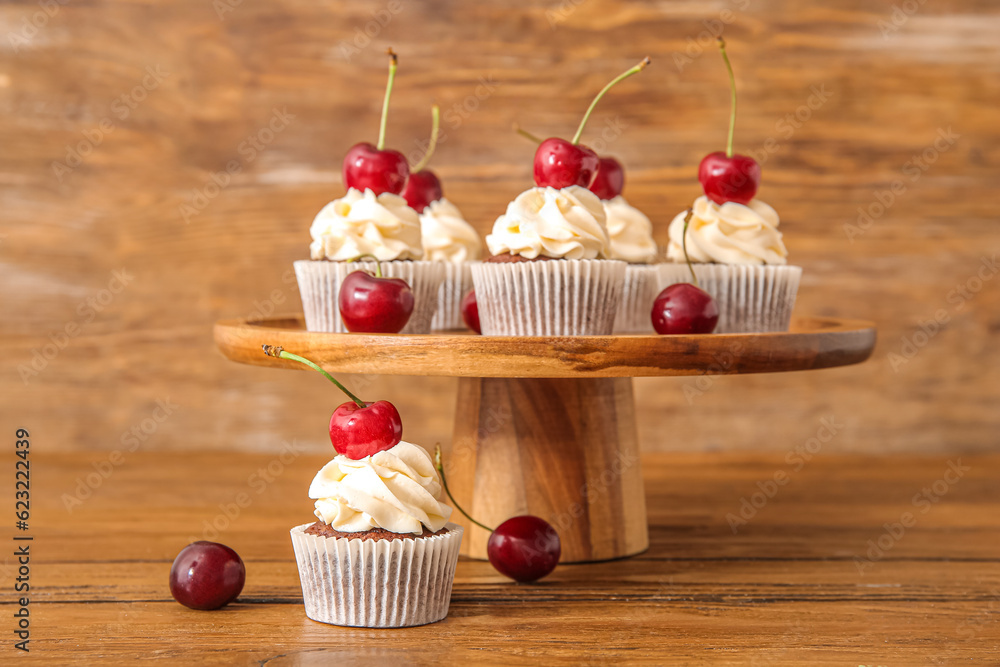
[2,0,998,456]
[214,315,876,378]
[448,376,648,562]
[7,450,999,663]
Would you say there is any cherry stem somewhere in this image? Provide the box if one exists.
[347,255,383,278]
[681,209,699,289]
[261,345,366,408]
[434,445,494,533]
[376,49,398,151]
[513,123,542,144]
[717,38,736,159]
[571,56,650,145]
[411,104,440,173]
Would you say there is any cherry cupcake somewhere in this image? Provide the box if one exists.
[267,346,463,628]
[659,38,800,333]
[473,185,625,335]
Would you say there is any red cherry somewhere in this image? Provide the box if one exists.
[339,270,414,333]
[652,283,719,334]
[169,541,246,611]
[698,151,760,205]
[401,169,443,212]
[533,138,600,189]
[589,156,625,200]
[487,515,561,583]
[343,142,409,196]
[329,399,402,458]
[460,289,480,334]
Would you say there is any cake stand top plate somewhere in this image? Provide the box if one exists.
[214,315,876,379]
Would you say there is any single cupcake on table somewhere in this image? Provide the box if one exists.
[590,156,660,334]
[291,440,463,628]
[659,37,801,333]
[473,185,625,335]
[294,50,444,334]
[399,105,484,331]
[473,58,653,336]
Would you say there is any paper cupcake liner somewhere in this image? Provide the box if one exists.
[613,264,660,334]
[658,263,802,333]
[471,259,626,336]
[294,260,446,334]
[290,523,463,628]
[430,262,476,332]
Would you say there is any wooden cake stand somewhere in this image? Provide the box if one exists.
[214,316,876,563]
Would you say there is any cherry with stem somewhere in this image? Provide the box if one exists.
[262,345,402,458]
[402,104,444,212]
[434,446,560,582]
[342,49,410,196]
[338,255,415,334]
[534,57,650,190]
[697,38,760,206]
[651,209,719,335]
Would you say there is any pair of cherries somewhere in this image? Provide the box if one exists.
[261,345,560,582]
[342,49,444,213]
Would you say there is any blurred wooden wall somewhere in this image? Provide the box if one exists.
[2,0,997,457]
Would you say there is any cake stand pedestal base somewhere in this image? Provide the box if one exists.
[445,376,649,563]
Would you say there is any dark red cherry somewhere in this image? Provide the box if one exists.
[343,142,410,196]
[169,541,246,611]
[533,138,600,189]
[460,289,481,334]
[698,151,760,205]
[401,169,443,212]
[589,156,625,200]
[651,283,719,335]
[329,399,402,458]
[338,270,414,334]
[486,515,561,583]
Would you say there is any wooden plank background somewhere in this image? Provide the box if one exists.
[1,0,997,457]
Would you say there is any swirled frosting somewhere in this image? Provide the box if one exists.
[309,188,423,261]
[419,198,482,263]
[604,196,658,264]
[665,195,788,265]
[485,186,610,260]
[308,441,452,534]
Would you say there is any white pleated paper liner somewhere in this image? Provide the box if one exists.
[470,259,627,336]
[430,262,476,332]
[293,260,446,334]
[613,264,660,334]
[290,523,464,628]
[657,263,802,334]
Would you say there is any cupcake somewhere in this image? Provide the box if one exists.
[418,198,483,331]
[290,440,463,628]
[294,188,446,334]
[660,195,801,333]
[603,196,660,334]
[472,185,626,336]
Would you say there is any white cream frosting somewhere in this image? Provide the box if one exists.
[308,441,452,534]
[419,198,482,263]
[485,186,610,260]
[604,196,658,264]
[309,188,423,261]
[666,195,788,265]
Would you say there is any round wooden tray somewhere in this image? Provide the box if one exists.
[214,315,876,378]
[214,315,876,563]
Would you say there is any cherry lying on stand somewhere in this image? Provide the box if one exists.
[652,209,719,335]
[338,260,415,334]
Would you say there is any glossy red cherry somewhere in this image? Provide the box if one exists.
[698,151,760,205]
[652,283,719,335]
[533,138,600,189]
[169,541,246,611]
[460,289,481,334]
[343,142,409,196]
[487,516,561,583]
[589,156,625,200]
[339,270,414,334]
[330,400,402,458]
[401,169,443,212]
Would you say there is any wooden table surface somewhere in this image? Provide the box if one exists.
[14,450,998,664]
